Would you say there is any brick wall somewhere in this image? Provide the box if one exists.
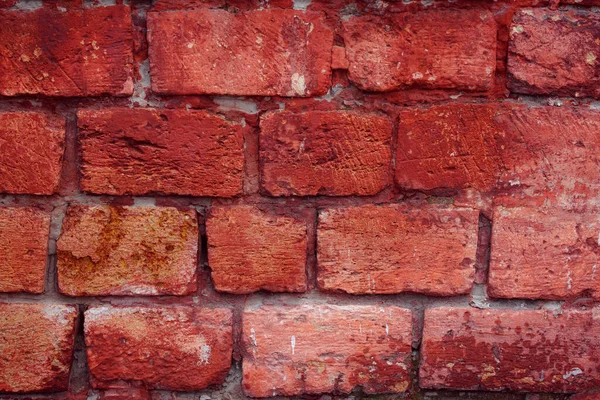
[0,0,599,399]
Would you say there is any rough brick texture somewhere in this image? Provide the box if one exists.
[421,307,600,392]
[0,6,133,97]
[489,206,600,300]
[396,104,600,208]
[57,206,198,296]
[508,8,600,97]
[260,111,393,196]
[206,206,307,293]
[0,207,50,293]
[85,306,233,391]
[242,305,413,396]
[0,112,65,195]
[0,303,77,393]
[317,205,479,295]
[147,9,333,96]
[343,9,497,92]
[78,108,245,197]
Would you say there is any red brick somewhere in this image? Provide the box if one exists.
[85,306,233,391]
[147,9,332,96]
[242,305,413,396]
[508,9,600,97]
[260,111,393,196]
[78,108,245,197]
[0,6,133,97]
[206,206,307,294]
[396,104,502,191]
[0,303,77,393]
[420,307,600,392]
[317,204,478,295]
[57,205,198,296]
[396,104,600,208]
[489,206,600,300]
[0,112,65,194]
[0,207,50,293]
[342,9,496,92]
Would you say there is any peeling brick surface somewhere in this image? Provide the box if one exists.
[0,207,50,293]
[260,111,393,196]
[85,306,233,391]
[343,9,497,92]
[78,108,245,197]
[421,307,600,392]
[57,206,198,296]
[0,112,65,194]
[206,206,307,294]
[0,303,78,393]
[489,206,600,300]
[508,8,600,97]
[147,9,333,96]
[242,305,413,396]
[0,6,133,97]
[317,204,479,295]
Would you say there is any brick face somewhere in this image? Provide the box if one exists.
[206,206,307,294]
[489,206,600,300]
[0,207,50,294]
[57,206,198,296]
[421,307,600,392]
[0,303,78,393]
[0,6,133,97]
[147,9,333,96]
[260,111,393,196]
[343,9,497,92]
[0,112,65,195]
[78,108,245,197]
[508,8,600,97]
[242,305,413,396]
[85,306,233,391]
[317,205,479,295]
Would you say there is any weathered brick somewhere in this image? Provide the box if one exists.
[396,104,600,208]
[420,307,600,392]
[0,303,77,393]
[147,9,332,96]
[0,207,50,293]
[317,205,479,295]
[489,206,600,300]
[85,306,233,391]
[0,112,65,195]
[57,205,198,296]
[260,111,393,196]
[206,206,307,294]
[78,108,245,197]
[242,305,413,396]
[0,6,133,97]
[342,9,496,92]
[508,9,600,97]
[396,104,501,191]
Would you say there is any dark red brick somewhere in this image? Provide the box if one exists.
[508,8,600,97]
[0,6,133,97]
[147,9,333,96]
[0,303,77,393]
[260,111,393,196]
[343,9,496,92]
[421,307,600,392]
[0,112,65,194]
[78,108,245,197]
[242,305,413,396]
[85,306,232,391]
[0,207,50,293]
[206,206,307,294]
[317,204,479,295]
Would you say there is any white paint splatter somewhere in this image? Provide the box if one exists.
[291,73,306,96]
[291,335,296,355]
[563,367,583,380]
